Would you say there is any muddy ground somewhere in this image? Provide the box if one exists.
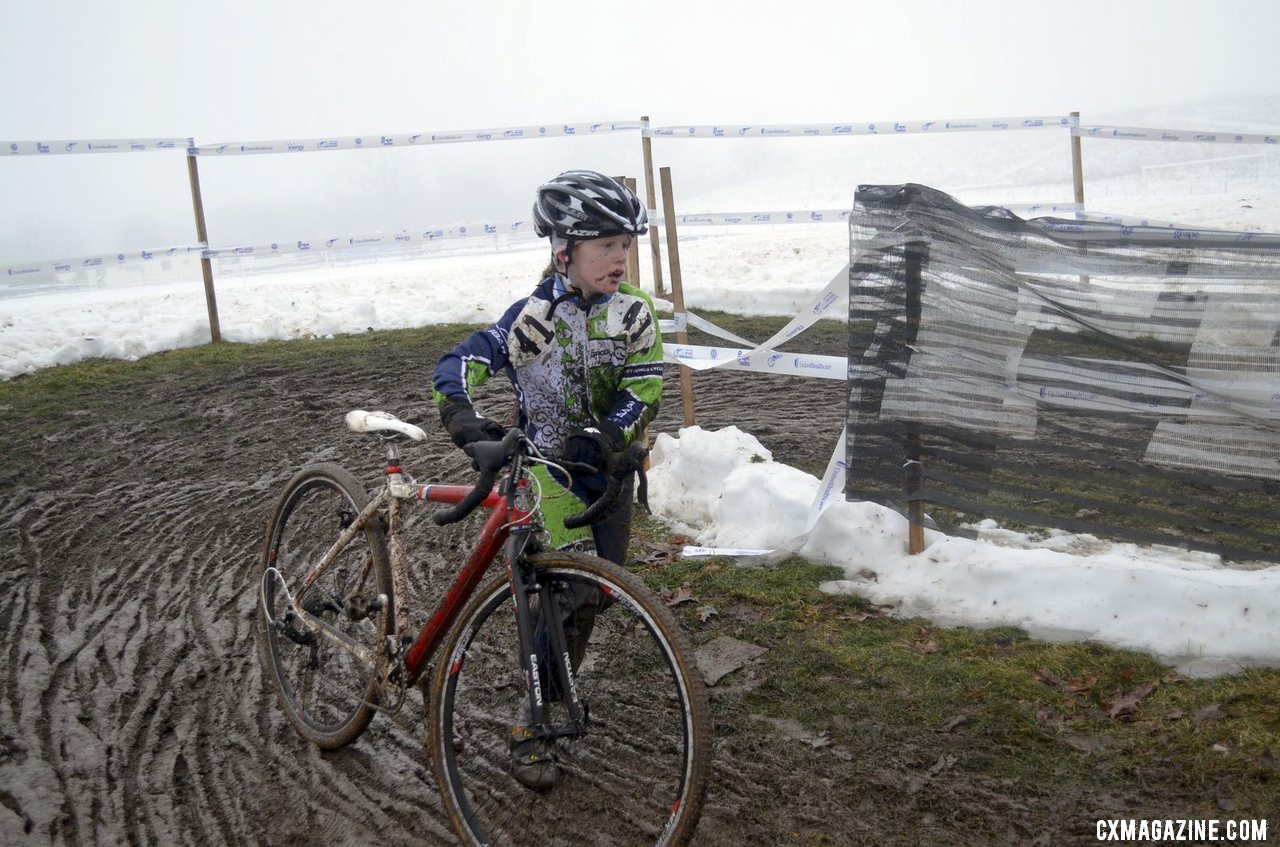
[0,328,1224,846]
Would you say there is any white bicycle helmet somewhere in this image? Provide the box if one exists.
[532,170,648,241]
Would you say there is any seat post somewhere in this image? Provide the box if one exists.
[383,436,403,468]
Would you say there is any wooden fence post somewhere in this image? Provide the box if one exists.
[186,149,222,343]
[659,166,697,427]
[1070,109,1091,286]
[640,116,667,298]
[904,240,926,554]
[623,176,642,287]
[1070,110,1085,209]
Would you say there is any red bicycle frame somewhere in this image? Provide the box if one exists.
[395,475,533,685]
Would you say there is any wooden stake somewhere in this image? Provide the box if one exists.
[186,150,222,343]
[904,241,926,554]
[623,177,642,288]
[1070,110,1085,207]
[659,166,696,427]
[640,116,667,298]
[1070,110,1091,286]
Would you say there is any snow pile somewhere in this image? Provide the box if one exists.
[648,425,1280,678]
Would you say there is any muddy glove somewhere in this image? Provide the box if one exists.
[563,422,625,474]
[439,397,505,449]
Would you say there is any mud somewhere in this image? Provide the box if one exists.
[0,331,1188,846]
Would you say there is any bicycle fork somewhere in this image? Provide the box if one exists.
[508,529,589,742]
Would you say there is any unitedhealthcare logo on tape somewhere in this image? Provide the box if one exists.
[813,291,839,314]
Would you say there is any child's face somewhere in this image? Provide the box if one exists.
[562,234,633,298]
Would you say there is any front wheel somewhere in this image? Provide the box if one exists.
[427,551,711,847]
[257,462,394,749]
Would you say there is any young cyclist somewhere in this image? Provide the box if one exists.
[431,170,662,788]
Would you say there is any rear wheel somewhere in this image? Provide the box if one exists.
[428,550,711,846]
[257,462,393,749]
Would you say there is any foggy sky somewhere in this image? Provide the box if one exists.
[3,0,1279,262]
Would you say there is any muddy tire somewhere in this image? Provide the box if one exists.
[427,550,711,846]
[257,462,394,750]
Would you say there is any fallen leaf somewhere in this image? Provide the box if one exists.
[1194,703,1225,727]
[662,583,695,607]
[913,639,941,654]
[1034,667,1065,690]
[1065,676,1097,695]
[1166,708,1185,721]
[1106,683,1157,721]
[697,606,719,623]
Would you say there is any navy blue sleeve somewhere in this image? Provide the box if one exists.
[432,298,526,406]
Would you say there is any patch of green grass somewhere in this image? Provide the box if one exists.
[627,510,1280,815]
[0,324,482,425]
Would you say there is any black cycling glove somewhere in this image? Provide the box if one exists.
[563,421,625,473]
[439,397,505,449]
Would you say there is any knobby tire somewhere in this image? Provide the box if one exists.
[257,462,394,749]
[428,550,711,847]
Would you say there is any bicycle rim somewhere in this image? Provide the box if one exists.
[429,552,711,847]
[258,463,392,749]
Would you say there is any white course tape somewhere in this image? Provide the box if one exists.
[681,546,776,557]
[667,210,852,226]
[658,203,1080,228]
[3,138,192,156]
[661,263,848,374]
[683,312,757,347]
[666,344,846,378]
[657,313,688,334]
[201,218,539,260]
[647,116,1073,139]
[806,429,848,533]
[1073,125,1280,145]
[3,245,207,282]
[190,121,643,156]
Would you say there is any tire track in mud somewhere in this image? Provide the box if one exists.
[1,344,852,845]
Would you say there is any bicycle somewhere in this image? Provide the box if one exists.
[257,409,711,846]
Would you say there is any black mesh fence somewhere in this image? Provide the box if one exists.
[846,184,1280,561]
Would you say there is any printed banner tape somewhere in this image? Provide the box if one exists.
[647,116,1074,139]
[3,245,208,280]
[665,203,1081,227]
[189,121,644,156]
[806,429,848,533]
[3,138,192,156]
[680,546,776,557]
[665,344,846,379]
[1073,125,1280,145]
[657,313,688,333]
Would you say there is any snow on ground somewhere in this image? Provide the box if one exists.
[647,426,1279,678]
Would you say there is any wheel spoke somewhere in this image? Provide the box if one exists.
[430,555,709,846]
[258,464,392,750]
